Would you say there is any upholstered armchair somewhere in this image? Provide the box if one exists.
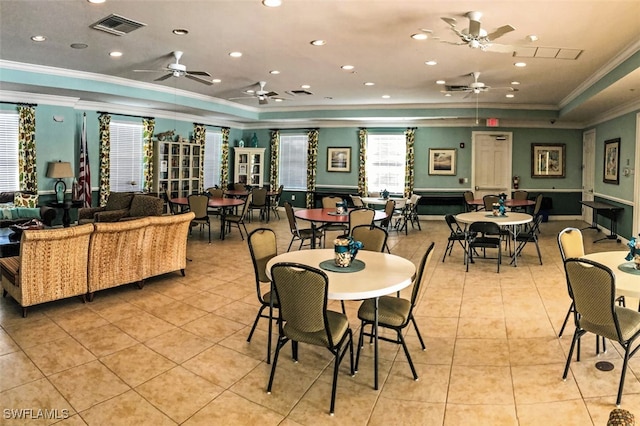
[78,192,134,223]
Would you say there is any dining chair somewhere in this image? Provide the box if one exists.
[321,196,348,238]
[270,184,283,220]
[406,193,422,231]
[482,194,500,211]
[378,199,395,231]
[284,202,321,251]
[207,187,224,198]
[249,187,268,222]
[224,193,251,240]
[511,190,529,212]
[466,221,502,273]
[482,194,511,251]
[463,190,477,212]
[247,228,279,364]
[391,198,408,234]
[443,214,466,262]
[267,262,354,415]
[350,194,364,208]
[187,194,210,243]
[561,258,640,407]
[348,208,375,235]
[510,214,543,265]
[164,189,179,215]
[355,242,435,381]
[351,224,387,253]
[233,182,247,191]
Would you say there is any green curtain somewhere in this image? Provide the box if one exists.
[306,129,318,208]
[193,123,206,190]
[404,127,415,197]
[358,128,367,196]
[17,106,37,193]
[98,113,111,206]
[220,127,230,188]
[269,130,280,191]
[142,118,155,192]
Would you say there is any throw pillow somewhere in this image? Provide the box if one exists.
[105,192,134,211]
[0,203,14,219]
[15,208,41,219]
[14,192,38,208]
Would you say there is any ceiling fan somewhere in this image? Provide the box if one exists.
[441,11,515,52]
[230,81,280,104]
[441,72,518,96]
[134,51,212,85]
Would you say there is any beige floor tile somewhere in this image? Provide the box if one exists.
[181,291,236,313]
[0,328,20,356]
[48,308,108,335]
[182,391,284,425]
[444,403,518,426]
[456,317,507,339]
[512,363,583,404]
[447,365,514,405]
[112,311,175,341]
[516,399,593,426]
[100,343,175,387]
[73,323,138,357]
[147,300,208,326]
[144,328,213,364]
[87,298,145,323]
[182,344,261,388]
[369,397,445,426]
[0,378,76,424]
[4,317,69,349]
[0,351,44,392]
[135,366,224,423]
[128,290,175,311]
[380,363,450,403]
[48,360,130,412]
[453,338,510,366]
[567,356,640,402]
[508,336,567,366]
[80,389,175,425]
[181,313,245,342]
[22,336,95,376]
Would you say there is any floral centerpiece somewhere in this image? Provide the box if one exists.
[334,236,363,267]
[625,235,640,269]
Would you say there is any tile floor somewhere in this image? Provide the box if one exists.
[1,213,639,425]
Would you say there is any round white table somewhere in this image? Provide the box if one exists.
[266,249,416,389]
[582,251,640,300]
[455,211,533,266]
[361,197,406,207]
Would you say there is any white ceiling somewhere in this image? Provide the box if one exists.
[1,0,639,127]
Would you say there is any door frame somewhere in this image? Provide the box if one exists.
[582,129,595,224]
[634,112,640,234]
[471,131,513,197]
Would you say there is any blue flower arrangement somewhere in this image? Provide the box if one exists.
[625,235,640,261]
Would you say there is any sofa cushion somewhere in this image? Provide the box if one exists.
[129,195,163,218]
[15,208,41,219]
[105,192,134,211]
[0,192,15,203]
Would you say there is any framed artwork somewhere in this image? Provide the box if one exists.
[327,147,351,172]
[603,138,620,184]
[531,143,566,178]
[428,148,456,175]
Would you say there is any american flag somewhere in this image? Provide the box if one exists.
[78,113,91,208]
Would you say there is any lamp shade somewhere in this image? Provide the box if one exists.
[46,161,73,179]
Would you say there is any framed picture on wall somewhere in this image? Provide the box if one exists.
[531,143,566,178]
[428,148,456,175]
[603,138,620,184]
[327,147,351,172]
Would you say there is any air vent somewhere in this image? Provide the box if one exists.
[513,46,583,60]
[445,85,469,91]
[90,14,146,36]
[287,90,313,96]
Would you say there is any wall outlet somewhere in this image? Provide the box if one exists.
[291,195,295,200]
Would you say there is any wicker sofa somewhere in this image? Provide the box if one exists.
[78,192,164,223]
[1,212,194,315]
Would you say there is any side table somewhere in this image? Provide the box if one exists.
[47,200,83,227]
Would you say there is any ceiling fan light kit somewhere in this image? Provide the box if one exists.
[133,50,213,85]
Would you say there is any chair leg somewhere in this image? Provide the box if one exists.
[558,302,574,338]
[616,344,634,406]
[266,336,287,394]
[410,315,426,350]
[562,328,582,380]
[398,331,418,380]
[246,305,265,343]
[355,322,366,372]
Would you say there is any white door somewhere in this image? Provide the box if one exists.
[472,132,513,200]
[582,130,595,224]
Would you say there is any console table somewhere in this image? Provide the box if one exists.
[579,200,623,243]
[47,200,83,227]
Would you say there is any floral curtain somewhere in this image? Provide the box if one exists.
[404,127,415,197]
[220,127,230,188]
[98,113,111,206]
[358,128,367,196]
[17,106,37,193]
[269,130,280,191]
[306,129,318,208]
[142,118,155,192]
[193,123,206,190]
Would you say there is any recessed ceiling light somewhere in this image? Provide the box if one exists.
[172,29,189,35]
[246,89,255,94]
[229,51,242,58]
[527,34,538,42]
[212,79,221,83]
[310,40,326,46]
[511,81,520,85]
[31,35,46,42]
[301,84,311,89]
[444,93,452,97]
[425,60,437,66]
[411,33,428,40]
[506,94,515,98]
[436,80,446,85]
[109,51,122,57]
[341,65,354,70]
[382,95,390,99]
[514,62,527,67]
[269,70,280,75]
[364,82,375,86]
[70,43,88,49]
[274,98,283,102]
[87,0,105,3]
[262,0,282,7]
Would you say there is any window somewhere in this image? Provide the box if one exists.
[0,112,19,192]
[366,134,406,194]
[279,134,308,190]
[203,130,222,188]
[109,121,143,192]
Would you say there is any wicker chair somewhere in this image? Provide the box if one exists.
[142,212,193,280]
[0,224,94,317]
[267,262,354,415]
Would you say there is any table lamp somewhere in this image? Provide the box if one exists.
[46,161,73,203]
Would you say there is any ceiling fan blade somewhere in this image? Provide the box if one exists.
[264,91,278,97]
[229,96,256,100]
[487,25,515,41]
[187,70,212,77]
[185,74,213,85]
[441,17,457,27]
[468,19,481,38]
[155,73,173,82]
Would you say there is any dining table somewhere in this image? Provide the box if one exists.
[266,248,416,390]
[455,211,533,266]
[467,198,536,210]
[225,189,278,222]
[581,251,640,304]
[294,208,388,249]
[171,197,245,240]
[360,197,406,208]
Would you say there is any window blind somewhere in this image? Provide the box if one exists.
[204,131,222,188]
[109,121,144,192]
[279,134,308,190]
[0,112,19,192]
[366,134,406,194]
